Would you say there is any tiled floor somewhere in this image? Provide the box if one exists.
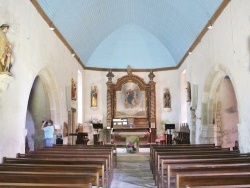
[110,151,157,188]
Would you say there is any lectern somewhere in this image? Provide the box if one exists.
[93,123,103,145]
[165,124,175,144]
[69,132,88,145]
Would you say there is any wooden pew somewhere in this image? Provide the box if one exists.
[150,144,217,159]
[176,172,250,188]
[37,147,115,169]
[160,156,250,188]
[166,163,250,188]
[0,171,99,187]
[0,164,104,188]
[150,145,226,171]
[17,152,112,186]
[51,144,117,167]
[27,149,114,174]
[155,152,246,186]
[3,157,109,188]
[0,183,92,188]
[151,148,234,178]
[153,149,238,176]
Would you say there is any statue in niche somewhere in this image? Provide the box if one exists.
[91,85,98,107]
[164,88,171,108]
[186,81,191,102]
[0,24,14,74]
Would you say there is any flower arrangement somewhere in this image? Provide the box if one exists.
[128,122,134,128]
[126,137,140,153]
[89,117,102,124]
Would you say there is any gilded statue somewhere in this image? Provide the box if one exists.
[0,24,14,73]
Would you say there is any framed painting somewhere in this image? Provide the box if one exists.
[115,81,147,118]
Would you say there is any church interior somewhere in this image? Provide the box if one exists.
[1,0,250,187]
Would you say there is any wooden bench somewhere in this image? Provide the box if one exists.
[150,144,217,160]
[17,152,112,186]
[37,147,116,168]
[165,163,250,188]
[0,163,105,188]
[0,171,99,187]
[151,147,234,178]
[160,156,250,188]
[155,151,246,185]
[153,152,243,182]
[52,144,117,166]
[153,149,238,176]
[150,145,226,170]
[0,183,92,188]
[27,149,114,173]
[3,157,109,188]
[176,172,250,188]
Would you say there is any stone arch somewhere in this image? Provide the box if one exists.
[38,68,62,124]
[200,64,239,146]
[25,68,62,150]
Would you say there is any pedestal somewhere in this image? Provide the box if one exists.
[165,134,173,145]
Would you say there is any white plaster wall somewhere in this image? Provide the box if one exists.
[179,0,250,151]
[0,0,82,161]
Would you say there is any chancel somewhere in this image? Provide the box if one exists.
[1,0,250,187]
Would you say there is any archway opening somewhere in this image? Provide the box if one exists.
[215,75,238,149]
[25,76,50,151]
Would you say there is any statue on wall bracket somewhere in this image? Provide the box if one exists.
[91,85,98,107]
[164,88,171,111]
[186,81,191,102]
[0,24,14,92]
[71,78,77,100]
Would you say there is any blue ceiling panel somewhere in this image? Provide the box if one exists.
[36,0,223,69]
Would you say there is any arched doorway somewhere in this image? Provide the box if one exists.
[25,69,61,151]
[215,75,238,149]
[201,64,239,150]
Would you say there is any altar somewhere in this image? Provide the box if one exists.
[106,68,157,145]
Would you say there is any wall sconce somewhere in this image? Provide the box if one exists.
[207,21,213,30]
[49,23,55,31]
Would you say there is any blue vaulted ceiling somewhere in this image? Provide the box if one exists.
[35,0,224,70]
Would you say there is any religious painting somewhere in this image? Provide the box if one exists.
[91,85,98,107]
[115,82,146,118]
[71,78,77,100]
